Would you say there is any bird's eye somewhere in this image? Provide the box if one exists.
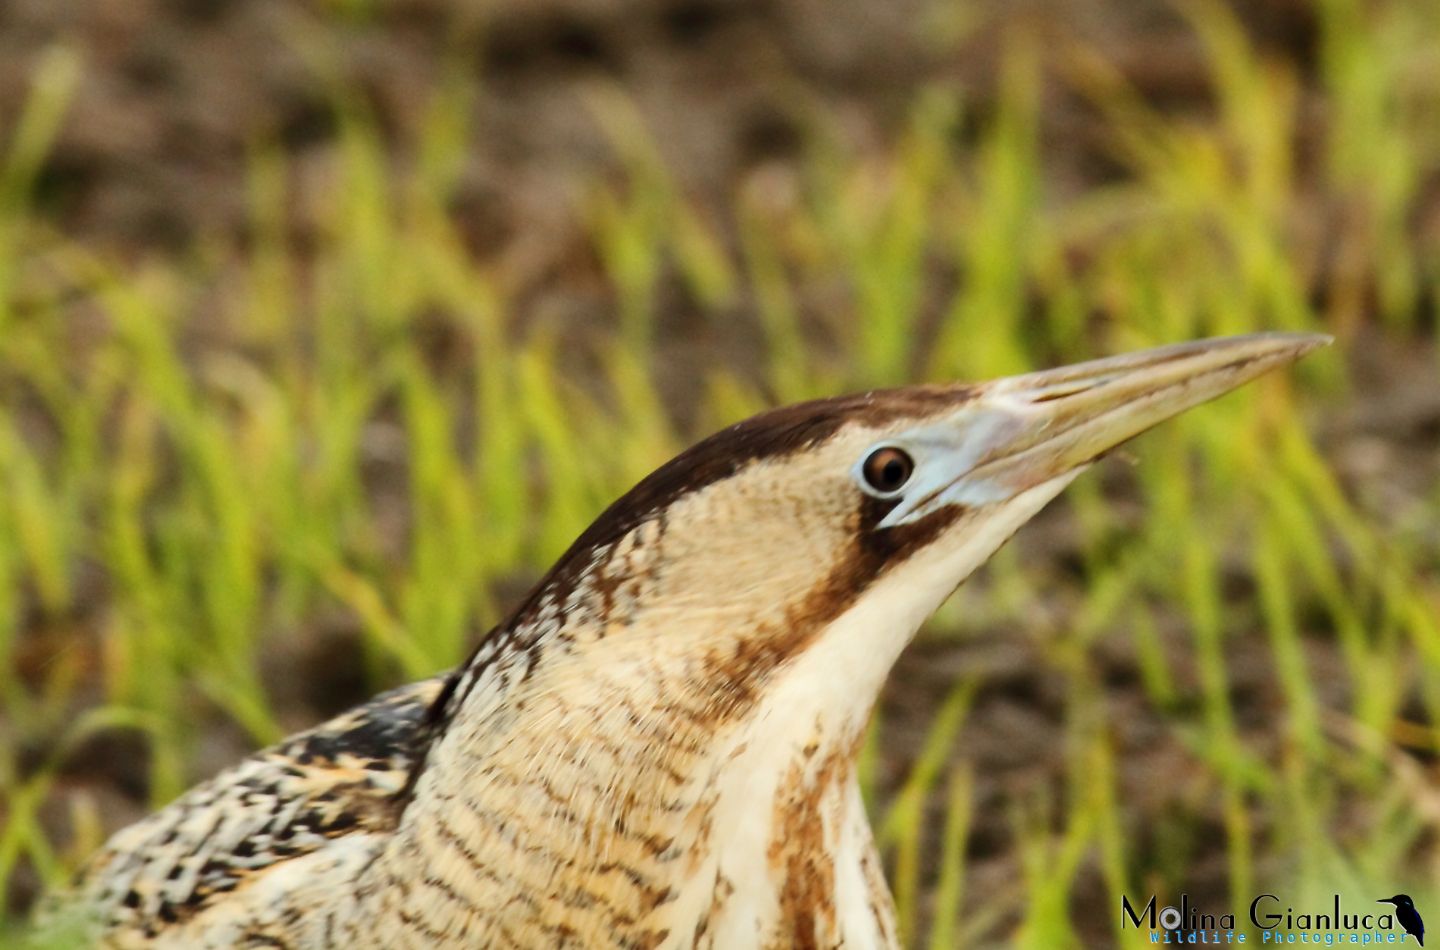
[860,446,914,496]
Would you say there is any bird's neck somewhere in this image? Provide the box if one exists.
[349,477,1078,945]
[351,530,911,945]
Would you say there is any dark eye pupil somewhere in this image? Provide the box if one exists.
[863,448,913,493]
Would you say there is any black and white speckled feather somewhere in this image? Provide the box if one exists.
[54,678,445,944]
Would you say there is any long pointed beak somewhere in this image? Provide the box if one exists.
[878,332,1329,527]
[976,331,1331,483]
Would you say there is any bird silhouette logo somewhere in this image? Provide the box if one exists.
[1379,895,1425,946]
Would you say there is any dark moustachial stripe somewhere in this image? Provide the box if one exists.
[415,386,974,770]
[700,496,965,722]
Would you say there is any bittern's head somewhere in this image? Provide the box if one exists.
[473,334,1326,727]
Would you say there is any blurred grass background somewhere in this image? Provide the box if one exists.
[1,0,1439,944]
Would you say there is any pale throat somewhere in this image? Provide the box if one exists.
[679,477,1083,945]
[361,475,1077,944]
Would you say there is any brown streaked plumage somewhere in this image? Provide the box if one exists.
[41,334,1327,948]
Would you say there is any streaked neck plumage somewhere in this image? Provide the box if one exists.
[339,469,1078,948]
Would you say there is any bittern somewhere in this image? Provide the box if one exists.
[45,333,1326,948]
